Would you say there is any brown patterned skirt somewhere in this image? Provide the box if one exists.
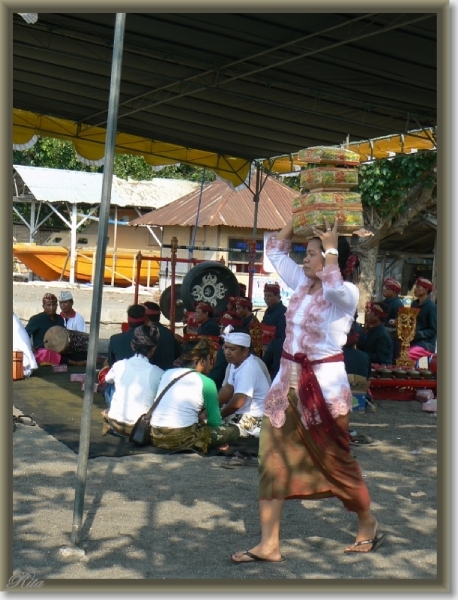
[258,390,370,512]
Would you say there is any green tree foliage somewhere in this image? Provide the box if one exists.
[356,151,437,219]
[13,137,100,172]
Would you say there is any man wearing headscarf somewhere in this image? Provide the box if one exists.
[25,293,65,350]
[381,278,404,326]
[356,303,393,365]
[102,324,164,437]
[58,290,87,332]
[143,301,182,370]
[261,283,287,339]
[218,327,270,438]
[261,283,287,379]
[194,302,221,337]
[107,304,147,367]
[235,297,263,357]
[409,277,437,360]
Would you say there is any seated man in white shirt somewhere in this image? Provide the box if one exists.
[58,291,87,332]
[218,328,270,438]
[57,290,89,365]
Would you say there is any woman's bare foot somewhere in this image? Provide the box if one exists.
[101,409,108,418]
[231,544,283,563]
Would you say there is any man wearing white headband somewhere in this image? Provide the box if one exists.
[218,325,270,438]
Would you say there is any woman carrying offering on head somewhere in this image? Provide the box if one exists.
[231,217,386,564]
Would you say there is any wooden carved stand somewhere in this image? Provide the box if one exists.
[395,306,420,368]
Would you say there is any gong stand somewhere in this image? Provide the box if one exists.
[395,306,420,368]
[134,249,202,333]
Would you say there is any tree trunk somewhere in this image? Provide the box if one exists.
[356,243,379,313]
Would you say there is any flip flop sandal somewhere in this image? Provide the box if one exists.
[231,550,285,564]
[15,415,36,426]
[349,434,380,446]
[344,532,388,554]
[221,453,258,469]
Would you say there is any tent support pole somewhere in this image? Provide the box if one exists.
[70,13,126,546]
[28,198,36,281]
[69,203,77,284]
[248,163,260,298]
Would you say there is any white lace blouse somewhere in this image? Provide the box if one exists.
[264,233,359,429]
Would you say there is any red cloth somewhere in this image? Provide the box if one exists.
[384,277,401,293]
[236,297,252,310]
[264,283,281,295]
[416,277,433,292]
[368,302,387,319]
[195,302,213,314]
[127,316,146,325]
[282,350,349,451]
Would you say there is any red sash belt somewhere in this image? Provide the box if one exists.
[282,350,349,450]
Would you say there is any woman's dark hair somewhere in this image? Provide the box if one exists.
[131,324,160,356]
[179,338,213,367]
[310,235,360,282]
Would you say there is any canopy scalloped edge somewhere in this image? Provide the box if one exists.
[13,108,252,188]
[262,128,436,174]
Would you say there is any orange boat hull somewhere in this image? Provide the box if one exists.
[13,243,160,288]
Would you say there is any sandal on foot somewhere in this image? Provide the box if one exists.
[344,532,387,554]
[349,434,380,446]
[15,415,36,426]
[221,452,257,469]
[231,550,285,564]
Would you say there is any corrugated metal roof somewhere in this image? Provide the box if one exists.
[129,177,298,230]
[13,165,199,208]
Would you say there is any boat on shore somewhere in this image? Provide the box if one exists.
[13,242,160,288]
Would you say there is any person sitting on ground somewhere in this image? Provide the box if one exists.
[226,295,238,316]
[143,301,182,370]
[356,303,393,366]
[194,302,221,337]
[107,304,146,367]
[409,277,437,361]
[58,291,87,332]
[102,324,163,437]
[207,313,242,389]
[13,312,38,377]
[381,278,404,327]
[25,293,66,365]
[150,338,240,453]
[57,290,89,365]
[218,327,270,438]
[343,324,371,379]
[235,297,263,357]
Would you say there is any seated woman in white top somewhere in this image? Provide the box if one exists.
[102,324,163,437]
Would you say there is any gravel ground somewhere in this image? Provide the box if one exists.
[11,281,439,590]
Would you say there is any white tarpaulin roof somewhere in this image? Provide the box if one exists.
[13,165,199,209]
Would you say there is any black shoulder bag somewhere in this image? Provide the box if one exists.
[129,370,194,446]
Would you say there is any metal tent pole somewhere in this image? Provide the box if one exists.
[70,13,126,546]
[69,203,77,284]
[248,163,261,298]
